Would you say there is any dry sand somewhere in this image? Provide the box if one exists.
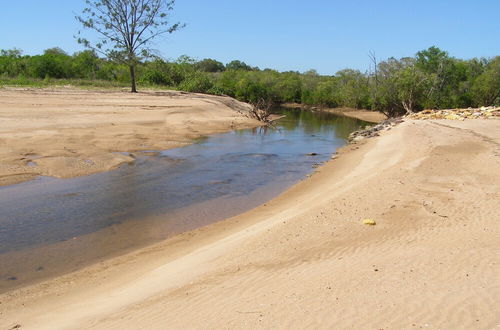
[1,116,498,329]
[0,88,260,186]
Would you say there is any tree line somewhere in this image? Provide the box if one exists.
[1,46,498,117]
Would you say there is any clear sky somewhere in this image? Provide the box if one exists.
[1,0,499,74]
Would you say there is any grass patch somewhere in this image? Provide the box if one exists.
[0,77,173,91]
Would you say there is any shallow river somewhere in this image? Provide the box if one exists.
[0,108,367,292]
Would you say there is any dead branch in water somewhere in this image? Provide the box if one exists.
[250,98,273,124]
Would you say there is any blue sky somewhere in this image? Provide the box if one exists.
[1,0,499,74]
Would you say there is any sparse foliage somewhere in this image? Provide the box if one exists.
[76,0,184,92]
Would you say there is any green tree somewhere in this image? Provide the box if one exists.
[140,58,173,85]
[312,79,339,107]
[415,46,456,108]
[373,57,409,117]
[276,72,302,103]
[76,0,184,92]
[43,47,68,56]
[196,58,225,72]
[336,69,370,109]
[0,49,24,77]
[471,56,500,106]
[179,72,214,93]
[226,60,253,71]
[394,59,428,113]
[214,70,240,96]
[27,48,73,79]
[300,69,321,104]
[415,46,450,73]
[0,49,22,58]
[72,50,101,79]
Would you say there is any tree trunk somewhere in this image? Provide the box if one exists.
[402,100,414,114]
[129,65,137,93]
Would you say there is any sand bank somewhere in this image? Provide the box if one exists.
[1,118,499,329]
[281,103,387,123]
[324,108,387,123]
[0,88,260,186]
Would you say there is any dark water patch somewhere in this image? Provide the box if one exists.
[0,108,368,292]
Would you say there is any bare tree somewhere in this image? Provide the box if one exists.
[368,50,378,86]
[76,0,184,92]
[368,50,380,110]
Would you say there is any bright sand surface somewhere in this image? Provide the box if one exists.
[0,88,260,186]
[1,116,498,329]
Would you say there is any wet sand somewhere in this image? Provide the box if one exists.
[0,88,260,186]
[1,118,498,329]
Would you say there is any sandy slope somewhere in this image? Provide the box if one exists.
[0,88,260,186]
[1,118,499,329]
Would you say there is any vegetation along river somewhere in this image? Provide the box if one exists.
[0,108,368,292]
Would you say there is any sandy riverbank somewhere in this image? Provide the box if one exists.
[282,103,387,123]
[1,117,498,329]
[323,107,387,123]
[0,88,260,186]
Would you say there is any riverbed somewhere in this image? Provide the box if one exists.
[0,108,367,292]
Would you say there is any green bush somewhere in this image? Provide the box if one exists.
[1,46,498,116]
[140,69,172,85]
[178,72,213,93]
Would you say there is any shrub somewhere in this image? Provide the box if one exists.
[140,69,172,85]
[178,72,213,93]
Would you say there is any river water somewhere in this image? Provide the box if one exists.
[0,108,367,292]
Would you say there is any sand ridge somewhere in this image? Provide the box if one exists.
[0,117,498,329]
[0,88,261,186]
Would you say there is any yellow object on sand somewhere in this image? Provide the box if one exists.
[362,218,376,225]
